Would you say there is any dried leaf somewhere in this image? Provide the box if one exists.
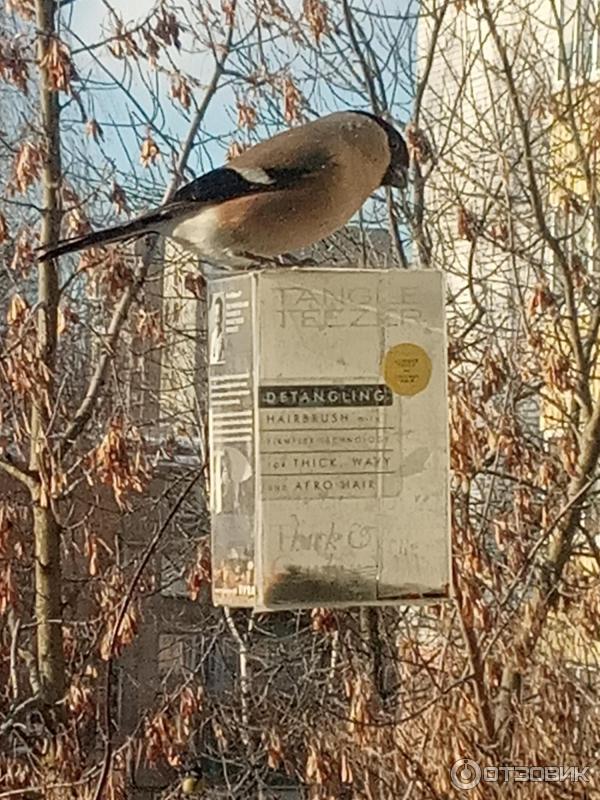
[5,0,34,19]
[143,29,160,64]
[222,1,237,26]
[7,293,29,326]
[406,121,432,163]
[305,741,330,784]
[110,181,129,215]
[0,38,29,92]
[61,304,80,332]
[237,99,257,130]
[212,720,228,751]
[65,205,91,238]
[85,530,99,577]
[85,118,104,142]
[98,569,141,660]
[39,38,76,94]
[489,221,509,241]
[170,74,192,110]
[9,232,34,276]
[303,0,329,43]
[86,415,150,509]
[0,212,9,243]
[187,538,211,600]
[108,23,141,59]
[67,679,93,718]
[79,247,133,299]
[227,140,248,160]
[527,283,554,317]
[340,751,353,784]
[140,134,160,167]
[311,607,336,633]
[136,308,164,344]
[457,205,480,241]
[9,141,43,195]
[262,729,283,770]
[282,76,302,123]
[0,564,17,614]
[154,10,181,48]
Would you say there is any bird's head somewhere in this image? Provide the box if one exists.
[353,111,409,189]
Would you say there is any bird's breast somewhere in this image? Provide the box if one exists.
[213,173,380,258]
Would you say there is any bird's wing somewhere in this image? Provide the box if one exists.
[37,142,333,262]
[171,156,331,205]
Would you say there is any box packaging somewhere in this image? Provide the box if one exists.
[208,268,450,610]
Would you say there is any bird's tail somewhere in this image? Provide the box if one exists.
[36,210,168,262]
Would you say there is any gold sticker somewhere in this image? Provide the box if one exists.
[382,343,432,396]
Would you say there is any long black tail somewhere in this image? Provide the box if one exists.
[36,209,168,262]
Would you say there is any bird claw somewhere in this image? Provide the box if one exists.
[276,253,318,267]
[235,252,317,269]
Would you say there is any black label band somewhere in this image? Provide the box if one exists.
[259,384,393,408]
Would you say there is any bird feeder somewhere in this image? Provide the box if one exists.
[208,267,450,610]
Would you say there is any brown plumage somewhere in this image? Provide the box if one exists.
[37,111,408,268]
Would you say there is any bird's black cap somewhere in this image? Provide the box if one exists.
[351,110,409,188]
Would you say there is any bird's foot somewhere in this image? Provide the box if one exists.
[236,252,318,268]
[234,252,279,270]
[275,252,318,267]
[213,251,319,271]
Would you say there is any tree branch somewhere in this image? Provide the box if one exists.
[57,7,237,458]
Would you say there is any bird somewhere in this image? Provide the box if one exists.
[36,111,408,269]
[180,765,203,796]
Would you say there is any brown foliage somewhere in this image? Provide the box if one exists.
[9,141,44,195]
[85,415,150,510]
[98,567,141,660]
[5,0,34,19]
[40,38,76,94]
[0,212,8,243]
[282,76,303,123]
[110,181,129,216]
[303,0,329,43]
[170,73,192,110]
[0,37,29,93]
[140,134,160,167]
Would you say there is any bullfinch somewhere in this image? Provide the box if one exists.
[37,110,408,268]
[180,765,203,796]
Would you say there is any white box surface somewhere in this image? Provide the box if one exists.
[208,268,450,610]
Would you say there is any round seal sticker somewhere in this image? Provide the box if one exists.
[382,343,432,396]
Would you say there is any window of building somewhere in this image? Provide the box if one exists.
[157,633,189,677]
[157,631,236,692]
[160,547,190,597]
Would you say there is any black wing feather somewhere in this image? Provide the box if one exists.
[172,167,261,203]
[171,162,326,205]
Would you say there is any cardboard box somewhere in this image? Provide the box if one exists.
[208,268,450,610]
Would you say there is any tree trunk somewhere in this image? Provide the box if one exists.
[32,0,65,707]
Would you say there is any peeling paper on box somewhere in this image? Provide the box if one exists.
[208,268,450,610]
